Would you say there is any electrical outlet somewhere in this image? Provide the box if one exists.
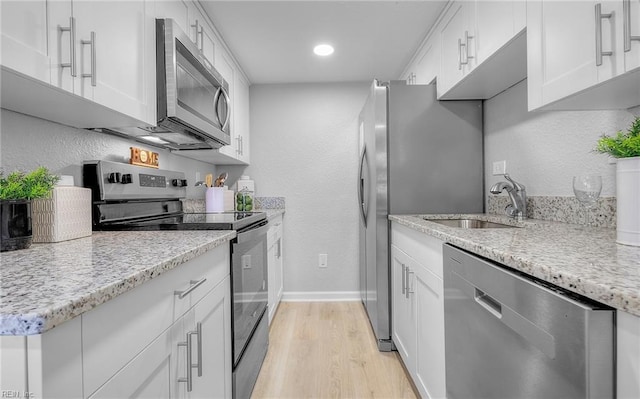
[492,160,506,176]
[319,254,328,268]
[242,254,252,269]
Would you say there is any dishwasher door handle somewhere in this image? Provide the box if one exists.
[474,288,502,319]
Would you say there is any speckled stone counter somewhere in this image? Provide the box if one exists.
[0,230,235,335]
[389,214,640,316]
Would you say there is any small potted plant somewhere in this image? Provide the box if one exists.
[0,167,59,251]
[596,116,640,246]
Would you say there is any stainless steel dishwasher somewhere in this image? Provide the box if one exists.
[443,244,615,399]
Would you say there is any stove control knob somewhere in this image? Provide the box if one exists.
[108,172,121,183]
[121,174,133,184]
[172,179,188,187]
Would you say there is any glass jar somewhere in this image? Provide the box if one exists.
[236,176,255,212]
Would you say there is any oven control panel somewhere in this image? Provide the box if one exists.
[83,160,187,201]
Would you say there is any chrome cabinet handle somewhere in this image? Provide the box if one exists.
[174,278,207,299]
[191,19,200,49]
[457,38,463,70]
[195,322,203,377]
[81,31,96,87]
[177,331,194,392]
[595,4,613,66]
[276,238,281,259]
[464,30,475,64]
[406,268,415,298]
[401,264,407,295]
[58,17,76,77]
[624,0,640,52]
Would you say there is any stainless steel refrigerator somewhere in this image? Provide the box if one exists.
[358,80,483,351]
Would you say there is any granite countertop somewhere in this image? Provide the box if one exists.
[0,230,235,336]
[390,214,640,317]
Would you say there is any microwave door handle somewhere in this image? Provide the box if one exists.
[218,87,231,131]
[212,87,223,126]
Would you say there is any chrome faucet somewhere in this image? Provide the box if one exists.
[490,174,527,219]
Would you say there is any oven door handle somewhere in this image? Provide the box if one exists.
[236,222,270,243]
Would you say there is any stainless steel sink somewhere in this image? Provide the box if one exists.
[425,218,518,229]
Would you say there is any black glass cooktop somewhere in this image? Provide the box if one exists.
[96,211,267,231]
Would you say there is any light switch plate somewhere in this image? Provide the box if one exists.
[492,160,506,175]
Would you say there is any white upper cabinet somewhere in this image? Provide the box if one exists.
[1,0,156,128]
[0,1,50,83]
[621,0,640,71]
[234,71,251,164]
[70,0,155,124]
[437,0,527,100]
[475,0,526,64]
[403,32,440,86]
[527,0,640,110]
[438,2,476,98]
[187,2,216,68]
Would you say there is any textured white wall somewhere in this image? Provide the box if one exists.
[484,80,639,202]
[246,83,369,296]
[0,109,217,199]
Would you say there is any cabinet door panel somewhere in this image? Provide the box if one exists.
[73,0,154,123]
[88,322,178,399]
[414,265,445,399]
[391,245,415,369]
[439,3,467,95]
[529,0,617,107]
[475,0,524,63]
[189,276,232,399]
[0,1,50,83]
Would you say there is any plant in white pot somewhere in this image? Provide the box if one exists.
[596,117,640,246]
[0,167,59,251]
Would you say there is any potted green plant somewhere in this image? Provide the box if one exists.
[596,116,640,246]
[0,167,59,251]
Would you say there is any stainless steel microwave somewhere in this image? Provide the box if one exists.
[97,19,231,150]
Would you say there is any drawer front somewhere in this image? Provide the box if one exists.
[83,244,230,397]
[391,222,444,278]
[173,243,230,319]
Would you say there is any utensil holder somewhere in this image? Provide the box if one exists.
[206,187,224,212]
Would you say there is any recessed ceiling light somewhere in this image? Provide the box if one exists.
[313,44,334,56]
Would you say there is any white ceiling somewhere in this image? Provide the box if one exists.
[199,1,448,84]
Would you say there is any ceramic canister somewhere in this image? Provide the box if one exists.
[616,156,640,246]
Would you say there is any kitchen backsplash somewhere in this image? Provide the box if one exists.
[254,197,286,210]
[181,196,286,213]
[487,195,616,228]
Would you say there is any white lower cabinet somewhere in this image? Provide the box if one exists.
[391,222,445,399]
[267,214,284,324]
[0,244,231,399]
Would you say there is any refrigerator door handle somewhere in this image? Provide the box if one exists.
[358,147,368,226]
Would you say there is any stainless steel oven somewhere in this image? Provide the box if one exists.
[83,160,270,398]
[231,222,269,399]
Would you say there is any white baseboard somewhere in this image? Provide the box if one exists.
[281,291,361,302]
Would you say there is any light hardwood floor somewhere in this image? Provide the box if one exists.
[251,301,418,399]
